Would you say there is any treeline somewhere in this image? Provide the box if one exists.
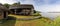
[3,2,20,8]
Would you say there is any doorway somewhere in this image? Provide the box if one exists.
[3,11,6,18]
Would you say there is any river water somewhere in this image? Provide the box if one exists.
[40,13,60,20]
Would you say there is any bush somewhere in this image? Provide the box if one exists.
[32,12,41,16]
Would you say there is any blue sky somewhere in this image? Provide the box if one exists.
[0,0,60,12]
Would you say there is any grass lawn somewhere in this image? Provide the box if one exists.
[1,18,53,26]
[8,14,37,19]
[0,14,59,26]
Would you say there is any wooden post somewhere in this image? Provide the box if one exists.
[24,9,26,15]
[15,9,16,14]
[31,8,34,15]
[0,11,3,20]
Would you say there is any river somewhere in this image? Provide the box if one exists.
[40,12,60,20]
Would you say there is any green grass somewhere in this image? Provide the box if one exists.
[1,17,53,26]
[1,14,60,26]
[53,16,60,26]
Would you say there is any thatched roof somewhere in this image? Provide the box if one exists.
[0,4,9,11]
[9,4,34,9]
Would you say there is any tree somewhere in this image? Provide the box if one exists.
[12,3,18,6]
[12,2,20,6]
[32,10,41,16]
[3,3,10,8]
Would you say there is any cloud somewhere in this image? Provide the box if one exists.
[0,0,60,12]
[20,0,35,5]
[35,0,60,12]
[0,0,17,4]
[38,4,60,12]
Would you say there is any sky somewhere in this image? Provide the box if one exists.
[0,0,60,12]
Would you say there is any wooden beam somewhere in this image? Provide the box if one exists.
[15,9,16,14]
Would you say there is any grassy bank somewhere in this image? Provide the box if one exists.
[1,14,60,26]
[1,17,53,26]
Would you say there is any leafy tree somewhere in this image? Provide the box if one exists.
[12,2,20,6]
[3,3,10,8]
[32,10,41,16]
[12,3,18,6]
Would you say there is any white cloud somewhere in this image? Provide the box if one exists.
[20,0,35,4]
[0,0,60,12]
[0,0,17,4]
[38,4,60,12]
